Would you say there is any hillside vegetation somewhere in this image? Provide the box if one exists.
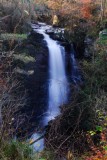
[1,0,107,159]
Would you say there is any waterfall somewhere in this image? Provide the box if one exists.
[31,23,68,151]
[33,24,68,125]
[44,33,68,123]
[30,23,83,152]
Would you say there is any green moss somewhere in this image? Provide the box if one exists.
[97,29,107,45]
[97,38,107,45]
[0,34,27,40]
[14,54,35,64]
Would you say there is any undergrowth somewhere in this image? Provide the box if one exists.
[0,140,35,160]
[77,39,107,160]
[45,34,107,160]
[0,140,56,160]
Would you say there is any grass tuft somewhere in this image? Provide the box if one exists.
[1,34,27,40]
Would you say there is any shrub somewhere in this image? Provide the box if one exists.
[0,140,34,160]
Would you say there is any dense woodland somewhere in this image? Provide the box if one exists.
[1,0,107,159]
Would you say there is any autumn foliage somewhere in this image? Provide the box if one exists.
[85,133,107,160]
[47,0,93,18]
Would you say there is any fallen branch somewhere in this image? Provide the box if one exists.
[29,135,44,145]
[0,15,11,21]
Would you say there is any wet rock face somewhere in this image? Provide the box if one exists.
[25,31,49,122]
[72,36,94,59]
[12,29,49,130]
[46,28,65,42]
[73,42,85,58]
[84,36,94,58]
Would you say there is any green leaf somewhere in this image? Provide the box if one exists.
[88,131,96,136]
[103,146,107,151]
[96,126,103,132]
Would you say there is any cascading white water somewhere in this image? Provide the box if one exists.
[31,23,68,151]
[33,24,68,125]
[44,34,68,122]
